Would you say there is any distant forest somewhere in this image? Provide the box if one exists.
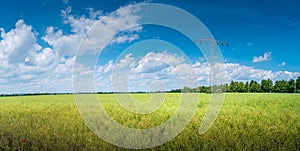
[1,77,300,96]
[171,76,300,93]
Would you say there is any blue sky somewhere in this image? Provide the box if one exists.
[0,0,299,93]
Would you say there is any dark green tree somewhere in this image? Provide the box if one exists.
[261,79,273,93]
[229,81,234,92]
[296,77,300,93]
[198,86,210,93]
[230,81,239,92]
[237,82,246,92]
[274,80,289,93]
[288,79,296,93]
[274,81,280,93]
[250,80,260,92]
[245,81,249,93]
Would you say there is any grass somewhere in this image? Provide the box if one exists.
[0,93,299,150]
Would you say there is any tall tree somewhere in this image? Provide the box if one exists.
[288,79,296,93]
[229,81,239,92]
[250,80,260,92]
[274,80,289,93]
[274,81,281,93]
[261,79,273,93]
[296,77,300,93]
[237,81,246,92]
[261,79,267,92]
[245,81,249,93]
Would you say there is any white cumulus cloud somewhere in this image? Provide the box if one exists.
[0,4,143,94]
[252,52,272,63]
[94,51,300,92]
[0,20,41,65]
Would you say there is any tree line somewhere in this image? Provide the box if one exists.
[171,76,300,93]
[0,93,73,97]
[1,77,300,96]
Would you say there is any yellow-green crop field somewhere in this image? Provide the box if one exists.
[0,93,299,150]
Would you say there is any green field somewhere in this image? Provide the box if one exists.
[0,93,299,150]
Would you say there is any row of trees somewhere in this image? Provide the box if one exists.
[178,77,300,93]
[2,77,299,95]
[226,78,299,93]
[0,93,72,97]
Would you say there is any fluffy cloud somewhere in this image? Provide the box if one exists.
[132,51,185,74]
[0,19,71,94]
[94,51,190,92]
[0,5,143,94]
[252,52,272,63]
[94,51,300,92]
[32,48,55,66]
[0,20,41,65]
[0,20,57,93]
